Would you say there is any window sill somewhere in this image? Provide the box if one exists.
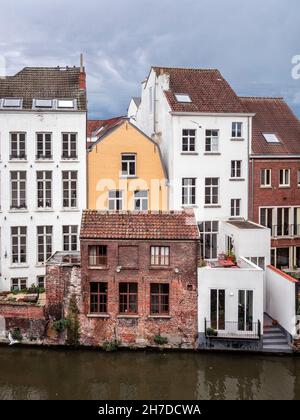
[278,186,290,189]
[88,266,109,270]
[229,178,245,182]
[10,265,29,269]
[87,314,110,318]
[230,138,245,141]
[60,158,79,162]
[9,159,28,163]
[117,315,139,319]
[148,315,172,319]
[260,186,272,189]
[119,175,138,179]
[9,209,28,213]
[204,152,221,156]
[149,266,172,271]
[180,152,198,156]
[204,205,221,208]
[36,208,54,212]
[181,205,198,209]
[61,208,80,212]
[35,159,54,163]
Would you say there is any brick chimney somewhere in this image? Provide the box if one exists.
[79,53,86,90]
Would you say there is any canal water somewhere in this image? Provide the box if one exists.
[0,347,299,400]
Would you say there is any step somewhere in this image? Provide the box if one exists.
[263,339,290,345]
[263,333,286,339]
[263,344,291,350]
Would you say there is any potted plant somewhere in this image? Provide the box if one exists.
[206,328,218,337]
[225,250,236,264]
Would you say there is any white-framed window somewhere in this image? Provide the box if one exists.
[175,93,192,103]
[205,178,219,205]
[276,207,290,237]
[62,171,78,208]
[205,130,219,152]
[150,246,170,266]
[260,208,273,230]
[34,99,53,109]
[62,133,77,159]
[63,225,78,251]
[246,256,265,270]
[238,290,254,331]
[58,99,74,109]
[11,278,27,291]
[108,190,123,210]
[37,171,52,209]
[37,276,45,289]
[231,199,241,217]
[260,169,271,187]
[182,129,196,152]
[298,169,300,187]
[10,133,26,159]
[263,133,280,143]
[37,226,53,263]
[232,122,243,138]
[198,221,219,260]
[121,154,136,177]
[10,171,26,209]
[182,178,196,206]
[3,98,22,108]
[231,160,242,178]
[134,190,148,211]
[36,133,52,159]
[279,169,290,187]
[11,227,27,264]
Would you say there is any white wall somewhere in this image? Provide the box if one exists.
[266,266,297,337]
[198,259,264,333]
[0,111,86,290]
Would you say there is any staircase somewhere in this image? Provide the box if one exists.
[263,315,292,354]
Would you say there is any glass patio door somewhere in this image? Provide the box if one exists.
[210,289,225,330]
[238,290,253,331]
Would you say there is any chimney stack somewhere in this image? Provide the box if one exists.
[79,53,86,90]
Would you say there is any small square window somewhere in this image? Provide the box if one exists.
[263,133,280,143]
[175,94,192,103]
[35,99,53,108]
[3,98,22,108]
[57,100,74,109]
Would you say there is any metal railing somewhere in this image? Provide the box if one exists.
[205,318,261,340]
[271,224,300,238]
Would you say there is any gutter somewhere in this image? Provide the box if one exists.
[250,155,300,159]
[170,111,256,117]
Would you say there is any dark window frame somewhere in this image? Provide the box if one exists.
[150,283,170,315]
[90,282,108,314]
[119,282,138,314]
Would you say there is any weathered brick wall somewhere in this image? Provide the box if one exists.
[0,303,44,319]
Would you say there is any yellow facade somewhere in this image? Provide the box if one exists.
[88,121,168,211]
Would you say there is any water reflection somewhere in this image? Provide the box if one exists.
[0,347,298,400]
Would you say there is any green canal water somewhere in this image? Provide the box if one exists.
[0,347,299,400]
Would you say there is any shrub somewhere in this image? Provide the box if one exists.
[206,328,218,337]
[66,295,80,346]
[153,335,168,345]
[102,339,119,352]
[11,328,23,341]
[53,319,70,333]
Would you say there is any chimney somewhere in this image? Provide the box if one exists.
[79,53,86,90]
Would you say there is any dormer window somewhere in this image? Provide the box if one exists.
[58,99,74,109]
[3,98,22,108]
[175,94,192,103]
[262,133,280,143]
[34,99,53,108]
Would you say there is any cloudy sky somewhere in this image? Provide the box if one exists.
[0,0,299,119]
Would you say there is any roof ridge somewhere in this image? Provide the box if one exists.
[240,96,284,101]
[152,66,220,72]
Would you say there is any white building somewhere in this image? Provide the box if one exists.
[0,66,87,291]
[129,66,255,259]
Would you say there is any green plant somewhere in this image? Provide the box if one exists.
[53,318,70,333]
[206,328,218,337]
[102,339,119,352]
[153,335,168,345]
[66,294,80,346]
[11,328,23,341]
[225,250,236,264]
[199,259,207,268]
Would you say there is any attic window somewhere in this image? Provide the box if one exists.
[175,94,192,103]
[58,100,74,109]
[34,99,53,108]
[262,133,280,143]
[3,98,22,108]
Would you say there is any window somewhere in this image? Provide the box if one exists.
[119,283,138,314]
[198,221,219,260]
[260,169,271,187]
[11,278,27,291]
[182,129,196,152]
[175,94,191,103]
[277,208,290,237]
[37,171,52,209]
[232,122,243,138]
[150,284,169,315]
[182,178,196,206]
[263,133,280,143]
[62,171,77,208]
[210,289,225,330]
[205,130,219,152]
[238,290,253,331]
[37,226,53,263]
[275,248,290,269]
[37,276,45,289]
[36,133,52,159]
[58,100,74,109]
[231,199,241,217]
[11,171,26,209]
[279,169,290,187]
[150,246,170,266]
[11,227,27,264]
[260,208,273,231]
[62,133,77,159]
[63,225,78,251]
[231,161,242,178]
[298,170,300,187]
[108,190,123,211]
[134,190,148,211]
[10,133,26,159]
[294,208,300,236]
[3,98,22,108]
[34,99,53,108]
[246,257,265,270]
[90,283,108,314]
[88,245,107,266]
[205,178,219,205]
[121,154,136,177]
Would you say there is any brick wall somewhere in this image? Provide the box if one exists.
[0,303,44,319]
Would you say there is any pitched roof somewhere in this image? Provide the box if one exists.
[152,66,246,114]
[241,97,300,155]
[0,67,86,110]
[87,116,125,140]
[80,210,199,241]
[132,97,141,107]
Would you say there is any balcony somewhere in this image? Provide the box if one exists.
[205,318,261,340]
[271,224,300,238]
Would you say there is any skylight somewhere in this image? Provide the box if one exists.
[3,98,22,108]
[57,100,75,109]
[35,99,53,108]
[175,94,192,103]
[263,133,280,143]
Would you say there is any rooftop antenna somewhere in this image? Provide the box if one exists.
[80,53,84,72]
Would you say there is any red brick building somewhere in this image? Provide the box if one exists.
[243,97,300,270]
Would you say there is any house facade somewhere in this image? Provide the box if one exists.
[130,66,255,259]
[243,97,300,271]
[0,66,87,291]
[87,118,168,211]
